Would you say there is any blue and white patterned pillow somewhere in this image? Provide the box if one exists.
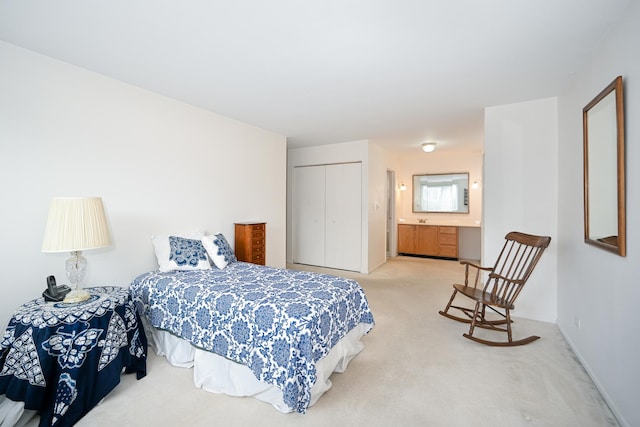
[201,233,237,269]
[168,236,209,268]
[151,230,210,272]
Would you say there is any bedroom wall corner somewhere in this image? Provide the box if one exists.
[0,41,287,330]
[483,97,559,323]
[366,142,391,273]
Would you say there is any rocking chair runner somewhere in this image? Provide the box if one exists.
[439,231,551,346]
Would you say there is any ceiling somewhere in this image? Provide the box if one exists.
[0,1,631,153]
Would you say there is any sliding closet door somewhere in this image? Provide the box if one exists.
[325,163,362,271]
[292,165,326,266]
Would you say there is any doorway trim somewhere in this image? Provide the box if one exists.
[386,169,398,259]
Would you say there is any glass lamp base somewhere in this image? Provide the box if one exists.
[63,288,91,303]
[65,251,89,302]
[66,251,87,285]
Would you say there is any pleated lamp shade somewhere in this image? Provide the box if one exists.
[42,197,111,252]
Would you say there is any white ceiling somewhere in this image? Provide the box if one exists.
[0,1,631,153]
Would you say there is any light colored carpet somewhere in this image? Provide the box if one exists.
[33,256,618,426]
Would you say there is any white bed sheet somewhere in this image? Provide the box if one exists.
[146,319,369,413]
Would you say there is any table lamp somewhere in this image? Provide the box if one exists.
[41,197,112,302]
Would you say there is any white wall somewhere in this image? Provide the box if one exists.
[396,151,483,226]
[483,97,558,323]
[367,142,396,272]
[0,41,287,329]
[557,2,640,425]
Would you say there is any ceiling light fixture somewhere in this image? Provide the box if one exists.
[422,142,437,153]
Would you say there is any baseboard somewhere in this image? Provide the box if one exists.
[557,324,628,427]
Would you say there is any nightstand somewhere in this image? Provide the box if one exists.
[0,286,147,426]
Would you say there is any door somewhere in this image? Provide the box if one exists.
[397,224,416,254]
[325,163,362,271]
[416,225,438,255]
[292,162,362,272]
[292,165,326,266]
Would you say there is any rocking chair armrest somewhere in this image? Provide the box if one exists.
[459,261,494,272]
[460,261,494,288]
[488,272,525,285]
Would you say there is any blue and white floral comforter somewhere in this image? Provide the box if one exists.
[129,262,374,413]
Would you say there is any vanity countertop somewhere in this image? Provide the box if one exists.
[398,219,481,228]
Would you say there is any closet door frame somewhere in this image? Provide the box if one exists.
[292,162,363,272]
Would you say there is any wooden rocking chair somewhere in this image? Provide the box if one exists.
[439,231,551,346]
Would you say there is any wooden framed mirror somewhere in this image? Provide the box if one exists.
[583,76,626,256]
[412,172,469,213]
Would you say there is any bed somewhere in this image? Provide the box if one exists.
[129,260,374,413]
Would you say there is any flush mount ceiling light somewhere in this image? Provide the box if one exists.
[422,142,437,153]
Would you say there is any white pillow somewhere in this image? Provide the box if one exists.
[151,230,210,272]
[201,233,237,269]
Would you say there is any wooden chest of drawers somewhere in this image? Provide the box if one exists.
[234,222,266,265]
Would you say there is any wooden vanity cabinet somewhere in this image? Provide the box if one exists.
[397,224,458,259]
[417,225,438,255]
[398,224,417,254]
[437,226,458,258]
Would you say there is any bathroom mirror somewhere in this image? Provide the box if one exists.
[413,173,469,213]
[583,76,626,256]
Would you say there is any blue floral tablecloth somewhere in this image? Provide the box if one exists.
[0,286,147,427]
